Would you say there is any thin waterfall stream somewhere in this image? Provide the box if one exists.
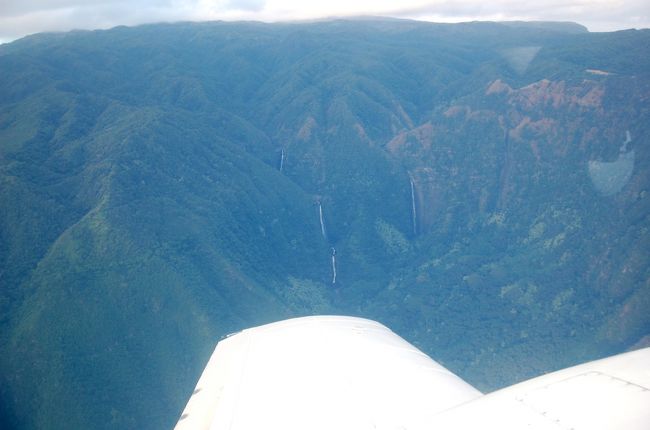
[410,176,417,236]
[318,202,326,240]
[331,248,337,285]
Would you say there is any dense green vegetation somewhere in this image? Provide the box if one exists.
[1,18,649,429]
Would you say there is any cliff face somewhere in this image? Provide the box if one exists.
[381,72,650,384]
[387,75,640,232]
[0,20,649,429]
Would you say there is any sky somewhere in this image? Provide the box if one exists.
[1,0,649,43]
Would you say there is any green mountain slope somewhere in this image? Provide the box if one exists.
[0,19,649,429]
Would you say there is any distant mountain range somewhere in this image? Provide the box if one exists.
[1,19,649,429]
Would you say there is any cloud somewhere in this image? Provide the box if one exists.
[0,1,190,40]
[0,1,238,40]
[0,0,648,42]
[388,0,650,31]
[0,0,176,18]
[223,0,266,12]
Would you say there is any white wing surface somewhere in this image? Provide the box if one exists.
[175,316,481,430]
[423,345,650,430]
[175,316,650,430]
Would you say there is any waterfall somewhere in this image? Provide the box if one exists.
[331,248,337,285]
[279,149,285,172]
[318,203,335,284]
[319,202,326,239]
[622,130,632,152]
[409,176,417,235]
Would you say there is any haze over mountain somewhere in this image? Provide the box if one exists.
[0,18,649,429]
[2,0,648,42]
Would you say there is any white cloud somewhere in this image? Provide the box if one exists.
[0,0,648,42]
[378,0,650,31]
[222,0,266,12]
[0,2,186,40]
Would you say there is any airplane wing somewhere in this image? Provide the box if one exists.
[174,316,650,430]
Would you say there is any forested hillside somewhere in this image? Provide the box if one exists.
[1,19,649,429]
